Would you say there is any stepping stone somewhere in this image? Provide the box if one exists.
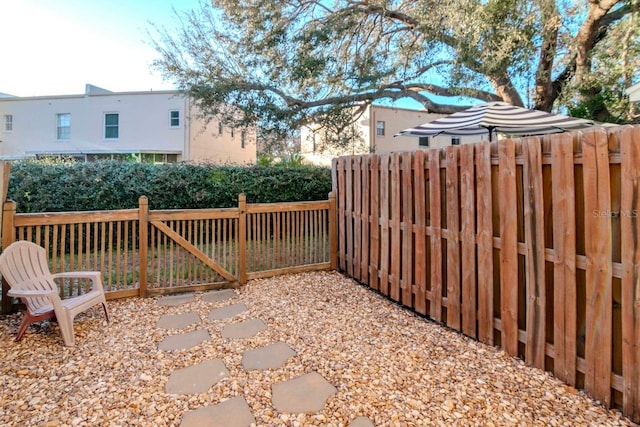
[166,359,229,394]
[242,341,296,370]
[201,289,235,303]
[221,319,267,339]
[156,311,200,329]
[180,396,255,427]
[208,303,248,320]
[348,417,375,427]
[272,372,337,413]
[156,294,195,307]
[159,329,210,351]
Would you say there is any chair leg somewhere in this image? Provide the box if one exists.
[101,302,110,322]
[57,314,75,347]
[15,310,56,342]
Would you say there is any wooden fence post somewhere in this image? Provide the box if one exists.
[329,191,338,270]
[0,161,11,248]
[2,201,16,314]
[138,196,148,297]
[238,194,247,284]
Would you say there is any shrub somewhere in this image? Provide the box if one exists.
[7,160,333,213]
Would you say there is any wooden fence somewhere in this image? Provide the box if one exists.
[1,194,336,311]
[332,125,640,422]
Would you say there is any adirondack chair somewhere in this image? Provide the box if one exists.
[0,241,109,346]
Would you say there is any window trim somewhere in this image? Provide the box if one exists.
[104,112,120,140]
[169,110,180,128]
[376,120,385,136]
[56,113,71,141]
[3,114,13,133]
[418,136,430,147]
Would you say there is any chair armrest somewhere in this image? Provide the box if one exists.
[53,271,102,280]
[52,271,105,295]
[7,289,57,298]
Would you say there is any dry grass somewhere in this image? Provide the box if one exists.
[0,271,633,426]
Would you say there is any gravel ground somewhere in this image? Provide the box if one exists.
[0,270,634,426]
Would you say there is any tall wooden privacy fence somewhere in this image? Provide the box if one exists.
[1,194,335,312]
[332,125,640,422]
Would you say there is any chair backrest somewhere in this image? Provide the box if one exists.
[0,241,57,313]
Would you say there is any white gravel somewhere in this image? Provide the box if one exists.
[0,271,633,426]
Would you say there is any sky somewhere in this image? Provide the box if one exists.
[1,0,201,97]
[0,0,444,110]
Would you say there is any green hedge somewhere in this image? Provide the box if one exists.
[7,161,333,213]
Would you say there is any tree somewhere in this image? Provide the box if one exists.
[560,3,640,123]
[151,0,639,145]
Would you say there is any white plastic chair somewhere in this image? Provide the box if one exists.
[0,241,109,346]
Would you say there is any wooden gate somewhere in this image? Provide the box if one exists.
[140,197,241,295]
[1,193,335,308]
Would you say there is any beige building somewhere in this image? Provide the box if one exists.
[627,82,640,102]
[0,84,256,164]
[300,105,482,166]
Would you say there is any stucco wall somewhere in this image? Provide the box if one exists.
[300,105,484,166]
[0,89,257,164]
[0,91,187,158]
[188,112,257,165]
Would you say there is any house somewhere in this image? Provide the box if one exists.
[300,104,482,166]
[0,84,256,164]
[627,82,640,103]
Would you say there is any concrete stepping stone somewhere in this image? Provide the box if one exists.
[201,289,235,303]
[348,417,375,427]
[156,294,195,307]
[242,341,296,370]
[221,318,267,339]
[272,372,337,413]
[180,396,255,427]
[208,303,248,320]
[159,329,210,351]
[156,311,200,329]
[166,359,229,394]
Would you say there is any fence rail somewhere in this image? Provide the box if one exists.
[332,125,640,422]
[1,194,336,309]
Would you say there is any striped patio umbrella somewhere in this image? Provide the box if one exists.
[396,102,595,141]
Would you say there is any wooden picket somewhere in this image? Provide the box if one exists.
[332,125,640,423]
[2,195,333,303]
[620,126,640,421]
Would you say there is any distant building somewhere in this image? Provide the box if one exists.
[0,84,256,164]
[300,104,482,166]
[627,83,640,102]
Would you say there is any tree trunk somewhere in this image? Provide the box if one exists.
[488,73,524,107]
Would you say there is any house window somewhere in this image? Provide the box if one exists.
[419,137,429,147]
[3,115,12,132]
[104,113,119,139]
[56,113,71,140]
[241,130,246,148]
[231,129,235,139]
[376,121,385,136]
[169,110,180,128]
[218,122,223,135]
[140,153,178,164]
[452,137,461,146]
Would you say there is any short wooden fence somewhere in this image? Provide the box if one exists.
[333,125,640,422]
[1,194,336,312]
